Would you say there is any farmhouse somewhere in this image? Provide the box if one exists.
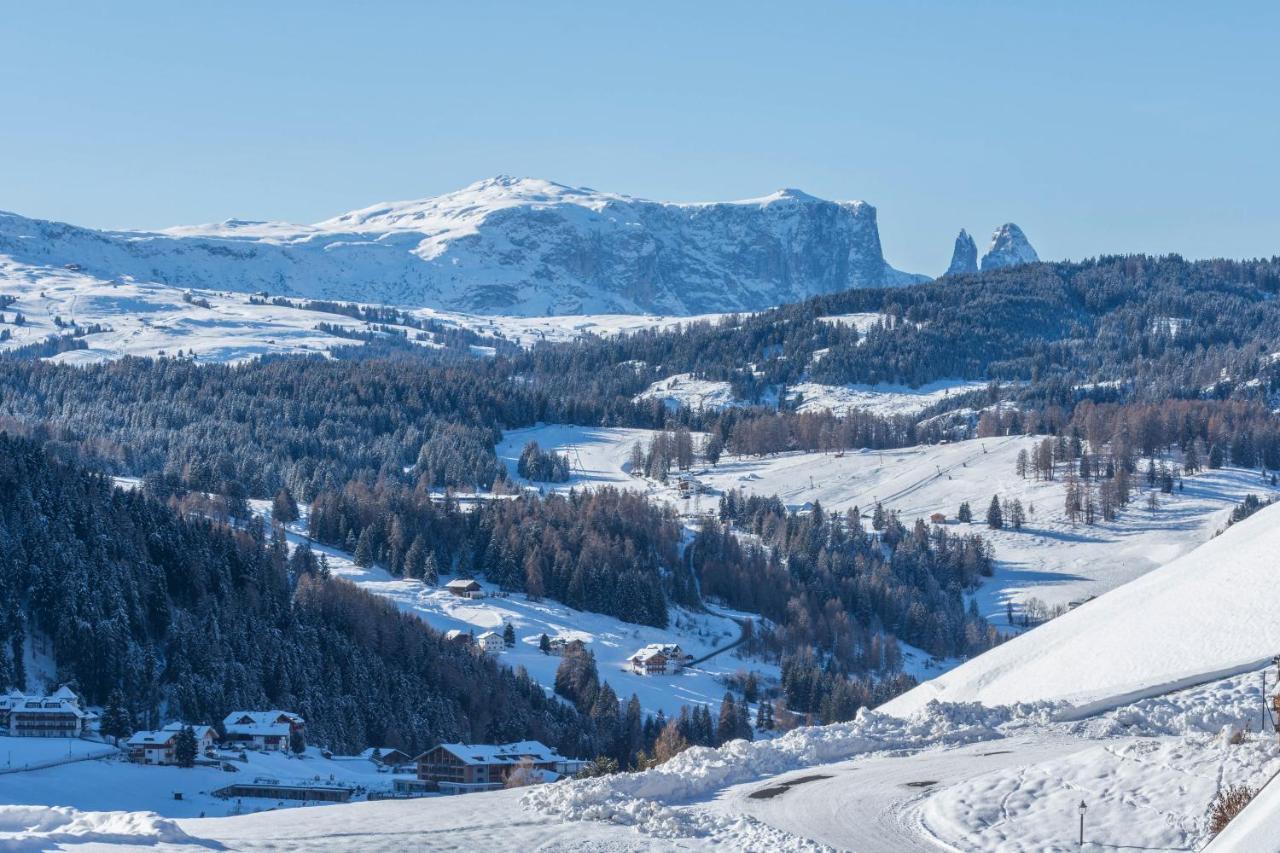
[930,512,947,524]
[5,686,88,737]
[445,578,485,599]
[222,710,305,752]
[442,629,472,645]
[627,643,688,675]
[476,631,504,655]
[413,741,581,793]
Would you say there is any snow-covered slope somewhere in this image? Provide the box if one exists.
[980,222,1038,270]
[0,177,926,316]
[0,259,725,364]
[882,501,1280,718]
[635,372,986,417]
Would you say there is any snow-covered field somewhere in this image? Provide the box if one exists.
[498,425,1280,623]
[0,741,408,819]
[0,737,115,771]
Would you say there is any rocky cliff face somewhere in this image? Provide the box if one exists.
[980,223,1039,271]
[0,177,926,316]
[945,229,978,275]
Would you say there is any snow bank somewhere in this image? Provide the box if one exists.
[882,502,1280,717]
[0,804,193,848]
[523,702,1020,838]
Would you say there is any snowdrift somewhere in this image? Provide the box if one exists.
[523,701,1024,838]
[0,805,193,849]
[882,501,1280,717]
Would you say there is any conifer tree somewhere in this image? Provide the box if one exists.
[716,693,738,746]
[986,495,1004,529]
[272,488,299,525]
[174,725,198,768]
[353,528,375,567]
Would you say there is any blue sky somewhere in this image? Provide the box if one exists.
[3,1,1277,274]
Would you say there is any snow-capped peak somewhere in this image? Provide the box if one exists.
[979,222,1039,270]
[314,176,627,233]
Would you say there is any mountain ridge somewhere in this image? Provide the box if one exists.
[0,177,927,316]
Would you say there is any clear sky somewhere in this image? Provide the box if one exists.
[3,1,1277,275]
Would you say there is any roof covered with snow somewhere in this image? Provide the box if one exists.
[127,730,178,747]
[445,578,481,589]
[425,741,564,767]
[222,711,303,737]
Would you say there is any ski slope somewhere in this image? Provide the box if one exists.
[882,501,1280,718]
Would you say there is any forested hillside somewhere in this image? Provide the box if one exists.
[310,484,695,628]
[521,255,1280,401]
[0,434,589,756]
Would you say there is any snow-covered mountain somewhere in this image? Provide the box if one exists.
[944,228,978,274]
[979,222,1039,270]
[0,177,926,316]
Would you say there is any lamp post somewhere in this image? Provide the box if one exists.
[1078,799,1087,847]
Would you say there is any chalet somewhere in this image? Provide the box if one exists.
[126,729,179,765]
[628,646,668,675]
[445,578,485,599]
[546,637,571,656]
[6,686,88,737]
[222,710,305,752]
[476,631,504,655]
[627,643,688,675]
[127,724,216,765]
[930,512,947,524]
[413,741,581,793]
